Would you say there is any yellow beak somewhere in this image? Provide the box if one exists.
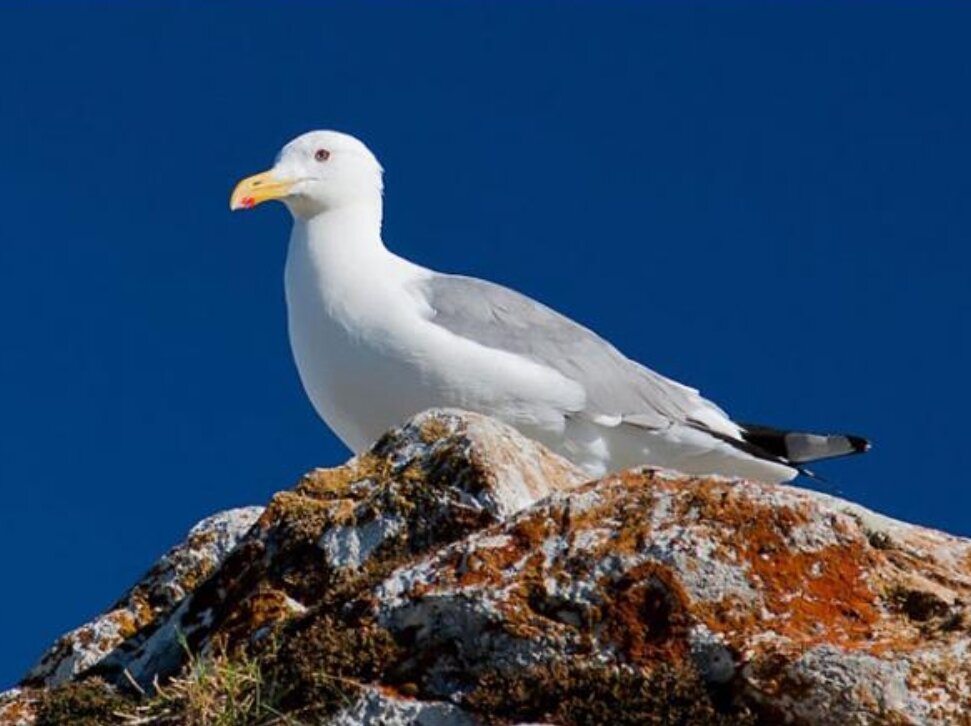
[229,170,294,211]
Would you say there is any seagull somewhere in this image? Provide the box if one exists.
[230,130,868,483]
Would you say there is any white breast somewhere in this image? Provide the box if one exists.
[284,224,427,450]
[283,216,583,453]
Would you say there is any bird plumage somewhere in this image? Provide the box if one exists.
[232,130,869,484]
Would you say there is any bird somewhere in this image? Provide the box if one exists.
[230,130,869,483]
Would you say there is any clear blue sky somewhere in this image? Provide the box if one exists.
[1,2,968,687]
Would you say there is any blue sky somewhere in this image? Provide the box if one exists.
[1,2,968,687]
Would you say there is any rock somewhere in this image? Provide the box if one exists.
[3,409,970,725]
[0,690,33,726]
[329,688,478,726]
[82,410,586,694]
[21,506,264,689]
[371,469,971,723]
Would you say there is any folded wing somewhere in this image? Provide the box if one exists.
[417,274,739,438]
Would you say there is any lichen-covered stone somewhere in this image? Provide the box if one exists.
[3,410,970,725]
[22,506,263,689]
[370,469,971,723]
[93,409,587,692]
[328,688,478,726]
[0,690,34,726]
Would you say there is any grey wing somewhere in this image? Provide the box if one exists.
[417,274,734,432]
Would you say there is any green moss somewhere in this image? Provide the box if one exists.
[464,660,756,726]
[258,614,402,720]
[35,679,130,726]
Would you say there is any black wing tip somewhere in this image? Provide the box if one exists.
[846,434,872,454]
[738,422,872,463]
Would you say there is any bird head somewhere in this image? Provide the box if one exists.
[230,130,383,219]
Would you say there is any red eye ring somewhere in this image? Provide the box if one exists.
[314,149,331,162]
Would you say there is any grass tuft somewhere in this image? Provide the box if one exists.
[116,637,309,726]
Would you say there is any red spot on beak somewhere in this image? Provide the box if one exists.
[242,197,256,209]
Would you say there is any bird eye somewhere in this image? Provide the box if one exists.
[314,149,331,162]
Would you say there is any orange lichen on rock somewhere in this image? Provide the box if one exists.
[671,480,882,648]
[735,540,879,646]
[0,691,35,726]
[218,587,306,645]
[599,561,694,665]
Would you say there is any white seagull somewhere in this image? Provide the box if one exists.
[231,130,868,483]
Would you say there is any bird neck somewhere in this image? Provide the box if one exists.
[288,201,399,299]
[298,201,385,254]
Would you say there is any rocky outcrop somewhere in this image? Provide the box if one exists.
[3,409,970,725]
[23,507,265,690]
